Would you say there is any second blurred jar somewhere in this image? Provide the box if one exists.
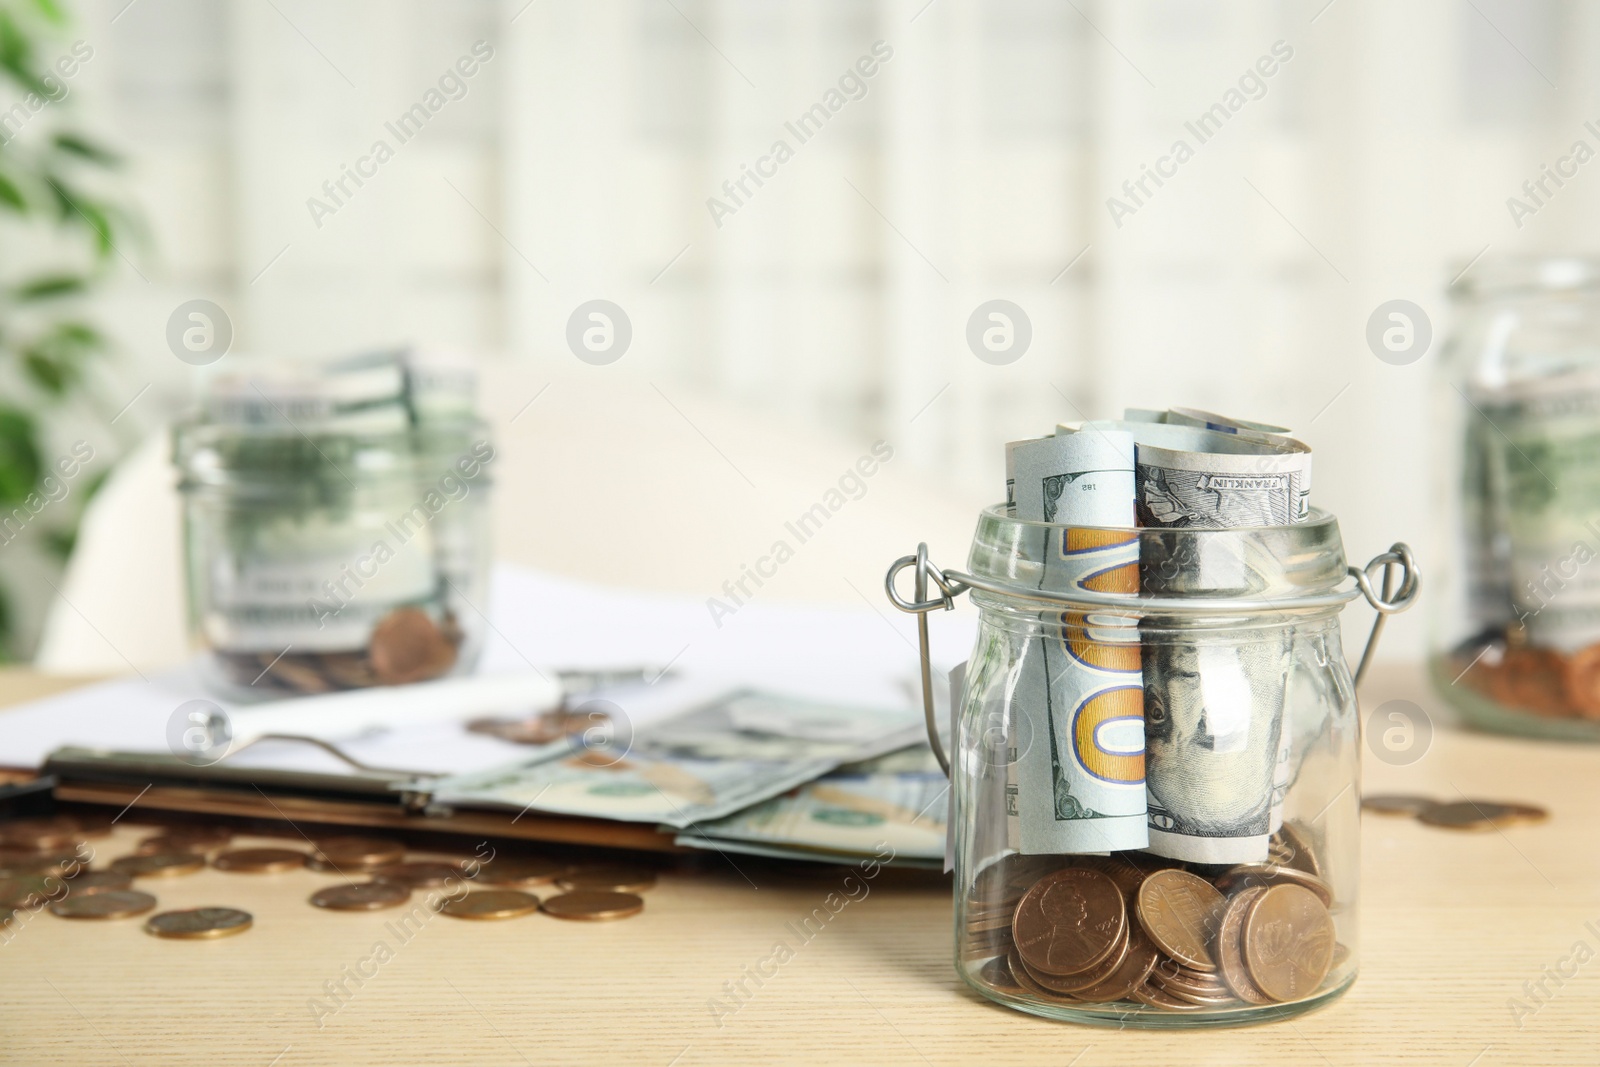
[175,350,493,700]
[1433,258,1600,737]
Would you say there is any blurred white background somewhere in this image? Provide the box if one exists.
[22,0,1600,668]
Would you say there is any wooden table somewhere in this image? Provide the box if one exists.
[0,665,1594,1067]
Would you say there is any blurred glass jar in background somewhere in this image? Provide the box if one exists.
[1432,258,1600,738]
[174,350,493,700]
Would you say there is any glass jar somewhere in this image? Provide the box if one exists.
[1431,258,1600,739]
[174,353,494,699]
[887,506,1416,1027]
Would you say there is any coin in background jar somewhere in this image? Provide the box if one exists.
[50,889,157,920]
[308,836,405,871]
[369,607,457,685]
[439,890,542,920]
[1136,869,1226,972]
[1242,884,1335,1002]
[111,853,206,878]
[1562,645,1600,719]
[212,848,307,873]
[1012,867,1125,977]
[555,865,657,894]
[309,882,413,911]
[479,856,571,887]
[144,907,253,939]
[540,890,644,921]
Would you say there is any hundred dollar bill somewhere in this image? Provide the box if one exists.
[1125,407,1292,437]
[1476,373,1600,650]
[676,743,947,863]
[1008,431,1148,854]
[1079,418,1307,864]
[427,690,923,828]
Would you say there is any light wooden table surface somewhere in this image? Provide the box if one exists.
[0,665,1595,1067]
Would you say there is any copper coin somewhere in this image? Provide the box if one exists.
[1012,867,1125,978]
[539,890,644,921]
[1128,981,1205,1011]
[1268,823,1323,878]
[1242,884,1335,1003]
[1362,794,1439,817]
[369,607,457,685]
[1216,887,1273,1005]
[968,853,1062,909]
[1214,863,1334,907]
[1005,948,1076,1002]
[1418,800,1544,831]
[69,871,135,894]
[0,873,65,907]
[212,848,307,873]
[1499,648,1570,716]
[1562,644,1600,718]
[1136,869,1226,972]
[1074,853,1148,895]
[309,836,406,870]
[138,825,233,851]
[1014,920,1130,995]
[144,907,253,939]
[1064,920,1162,1004]
[555,866,657,894]
[309,881,413,911]
[440,889,542,921]
[111,852,206,878]
[50,889,157,920]
[480,857,573,888]
[371,861,470,888]
[0,850,88,879]
[976,954,1024,995]
[1150,956,1234,1003]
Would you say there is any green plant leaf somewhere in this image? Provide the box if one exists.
[13,273,85,300]
[30,0,66,26]
[52,133,119,167]
[42,527,74,559]
[0,171,26,212]
[0,406,42,505]
[23,349,68,393]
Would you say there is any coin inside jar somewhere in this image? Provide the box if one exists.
[144,907,253,939]
[1136,869,1226,971]
[554,865,657,894]
[111,852,206,878]
[438,889,541,920]
[478,856,572,887]
[50,889,157,920]
[1241,884,1335,1003]
[1216,886,1273,1005]
[1012,867,1125,977]
[309,882,412,911]
[539,890,644,921]
[211,848,308,873]
[1213,863,1334,907]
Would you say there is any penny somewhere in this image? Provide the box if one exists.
[1562,644,1600,718]
[144,907,253,939]
[0,815,85,851]
[439,889,542,921]
[1417,800,1523,831]
[555,866,657,894]
[1065,920,1162,1004]
[1362,793,1440,818]
[1269,823,1323,878]
[139,826,233,852]
[309,882,412,911]
[1074,854,1148,895]
[212,848,307,873]
[969,853,1062,909]
[976,954,1024,995]
[1214,864,1334,907]
[0,850,88,879]
[69,871,135,894]
[1129,981,1205,1011]
[369,607,457,685]
[1136,869,1225,972]
[1494,802,1550,826]
[1242,884,1335,1003]
[1216,887,1274,1005]
[1014,920,1130,995]
[308,836,405,871]
[1012,867,1125,978]
[1005,948,1075,1002]
[50,889,157,920]
[479,856,572,888]
[1150,957,1234,1004]
[111,852,206,878]
[371,861,470,888]
[539,890,644,921]
[0,873,65,907]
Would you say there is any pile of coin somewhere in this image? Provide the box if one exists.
[214,606,462,693]
[962,824,1343,1012]
[1453,634,1600,719]
[0,815,655,940]
[1362,793,1548,830]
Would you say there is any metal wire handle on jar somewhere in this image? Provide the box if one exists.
[886,541,1420,779]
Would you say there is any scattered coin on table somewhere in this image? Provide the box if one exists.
[212,848,308,873]
[478,856,572,887]
[0,850,85,879]
[137,828,233,855]
[50,889,158,920]
[1361,793,1439,817]
[439,889,542,921]
[111,852,206,879]
[539,890,645,921]
[370,861,469,888]
[69,871,135,894]
[144,907,253,939]
[309,882,412,911]
[554,865,657,894]
[308,836,406,872]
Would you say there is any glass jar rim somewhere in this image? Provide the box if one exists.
[1449,256,1600,301]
